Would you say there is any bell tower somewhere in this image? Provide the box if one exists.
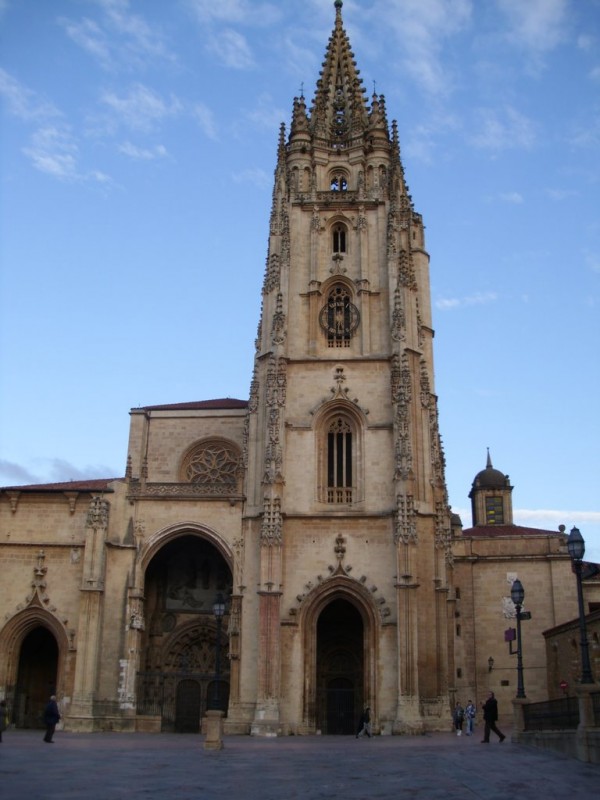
[242,0,452,735]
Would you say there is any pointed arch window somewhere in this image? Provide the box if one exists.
[332,224,347,253]
[319,284,360,348]
[327,417,353,503]
[330,173,348,191]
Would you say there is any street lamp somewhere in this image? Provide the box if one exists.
[211,593,226,709]
[510,579,526,699]
[567,527,594,684]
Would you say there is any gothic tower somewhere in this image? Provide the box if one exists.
[241,1,452,735]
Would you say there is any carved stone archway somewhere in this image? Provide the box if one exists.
[135,532,233,732]
[299,576,380,734]
[0,601,74,727]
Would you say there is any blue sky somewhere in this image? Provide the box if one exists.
[1,0,599,558]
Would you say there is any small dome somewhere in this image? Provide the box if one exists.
[471,450,510,490]
[472,466,509,489]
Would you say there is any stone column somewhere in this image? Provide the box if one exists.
[251,495,283,736]
[68,496,109,731]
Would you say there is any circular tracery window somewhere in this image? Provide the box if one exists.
[319,285,360,344]
[182,441,241,489]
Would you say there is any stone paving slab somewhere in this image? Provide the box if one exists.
[1,729,599,800]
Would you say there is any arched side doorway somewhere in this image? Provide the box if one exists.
[14,627,59,728]
[316,599,364,735]
[136,533,232,732]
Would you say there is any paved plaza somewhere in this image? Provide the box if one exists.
[1,728,599,800]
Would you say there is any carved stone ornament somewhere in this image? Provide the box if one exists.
[394,494,417,545]
[271,292,287,345]
[86,496,109,529]
[261,495,282,546]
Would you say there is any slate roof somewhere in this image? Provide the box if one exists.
[461,525,563,537]
[1,478,120,493]
[138,398,248,411]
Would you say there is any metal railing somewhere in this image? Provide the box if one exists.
[523,697,579,731]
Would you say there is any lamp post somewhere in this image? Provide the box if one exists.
[212,593,226,709]
[567,527,594,684]
[511,579,526,699]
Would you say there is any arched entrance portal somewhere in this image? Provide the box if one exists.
[136,534,232,732]
[14,627,58,728]
[316,599,364,735]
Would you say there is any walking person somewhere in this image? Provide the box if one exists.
[0,699,8,742]
[481,691,505,743]
[452,701,464,735]
[43,695,61,743]
[356,706,372,738]
[465,699,476,735]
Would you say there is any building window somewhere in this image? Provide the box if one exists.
[319,284,360,348]
[180,440,241,494]
[332,224,347,253]
[330,173,348,191]
[327,417,353,503]
[485,496,504,525]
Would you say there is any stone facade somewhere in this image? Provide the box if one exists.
[1,2,596,736]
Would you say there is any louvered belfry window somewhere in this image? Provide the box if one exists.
[327,417,352,503]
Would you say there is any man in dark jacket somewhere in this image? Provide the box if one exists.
[481,692,505,743]
[43,695,60,743]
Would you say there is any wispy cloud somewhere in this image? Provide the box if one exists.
[451,505,600,537]
[514,508,600,532]
[545,188,578,201]
[22,124,111,183]
[206,28,255,69]
[0,69,110,182]
[0,460,40,487]
[60,17,113,69]
[470,106,535,151]
[187,0,282,70]
[232,167,271,190]
[22,124,80,179]
[192,102,218,140]
[496,0,569,59]
[435,291,498,310]
[569,115,600,148]
[100,84,182,132]
[59,0,174,71]
[0,457,117,487]
[188,0,281,26]
[583,249,600,274]
[499,191,524,204]
[118,141,168,160]
[245,93,288,131]
[404,113,461,163]
[0,68,59,121]
[373,0,473,95]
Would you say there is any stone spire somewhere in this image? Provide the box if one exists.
[309,0,369,142]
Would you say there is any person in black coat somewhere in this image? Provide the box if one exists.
[481,691,505,743]
[43,695,61,743]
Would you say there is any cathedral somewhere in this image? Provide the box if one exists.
[1,2,596,736]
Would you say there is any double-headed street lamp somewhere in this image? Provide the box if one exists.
[511,579,526,699]
[567,527,594,684]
